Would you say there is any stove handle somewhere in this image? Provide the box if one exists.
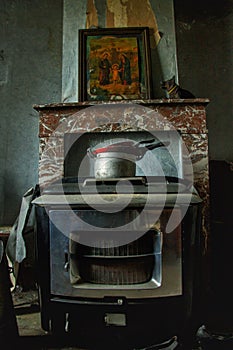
[64,251,69,272]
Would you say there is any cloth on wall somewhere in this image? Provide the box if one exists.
[6,187,36,276]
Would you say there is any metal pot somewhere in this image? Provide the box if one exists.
[89,152,136,179]
[87,139,169,179]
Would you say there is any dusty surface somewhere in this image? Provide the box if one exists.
[12,288,84,349]
[12,288,44,337]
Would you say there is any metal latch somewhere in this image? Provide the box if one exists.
[104,313,126,326]
[64,252,69,271]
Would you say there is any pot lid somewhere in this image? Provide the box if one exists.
[91,140,140,156]
[89,139,169,157]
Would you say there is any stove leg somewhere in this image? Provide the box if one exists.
[50,311,67,336]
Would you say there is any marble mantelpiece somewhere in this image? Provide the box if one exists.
[34,98,210,247]
[35,99,209,136]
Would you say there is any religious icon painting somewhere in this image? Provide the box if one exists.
[78,27,152,101]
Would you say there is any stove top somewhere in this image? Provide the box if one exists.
[42,176,191,195]
[33,176,202,207]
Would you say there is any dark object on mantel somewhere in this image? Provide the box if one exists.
[161,76,195,99]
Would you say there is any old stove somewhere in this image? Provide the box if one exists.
[33,130,202,349]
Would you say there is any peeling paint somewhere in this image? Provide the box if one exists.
[106,0,128,27]
[86,0,98,28]
[126,0,160,45]
[86,0,160,45]
[94,0,107,28]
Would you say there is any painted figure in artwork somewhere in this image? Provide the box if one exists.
[111,63,120,85]
[119,53,132,85]
[99,52,111,85]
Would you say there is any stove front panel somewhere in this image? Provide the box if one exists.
[49,208,182,299]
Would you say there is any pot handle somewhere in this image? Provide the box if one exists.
[134,138,155,147]
[135,141,170,160]
[87,147,96,159]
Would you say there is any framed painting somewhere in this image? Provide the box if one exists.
[78,27,152,101]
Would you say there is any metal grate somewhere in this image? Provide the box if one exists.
[70,230,159,285]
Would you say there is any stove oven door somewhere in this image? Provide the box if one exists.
[49,208,182,299]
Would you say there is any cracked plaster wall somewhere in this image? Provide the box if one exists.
[0,0,63,224]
